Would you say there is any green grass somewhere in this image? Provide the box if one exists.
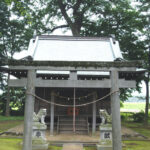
[122,102,145,111]
[0,116,24,132]
[0,139,62,150]
[0,120,23,133]
[0,138,22,150]
[0,115,150,150]
[0,116,23,133]
[49,146,62,150]
[0,116,24,121]
[122,121,150,138]
[0,138,150,150]
[123,141,150,150]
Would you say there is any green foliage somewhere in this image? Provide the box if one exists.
[24,0,146,101]
[0,88,25,115]
[120,101,124,108]
[132,111,145,123]
[121,112,133,121]
[0,0,149,112]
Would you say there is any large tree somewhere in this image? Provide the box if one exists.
[136,0,150,125]
[28,0,146,97]
[0,0,148,116]
[0,1,33,116]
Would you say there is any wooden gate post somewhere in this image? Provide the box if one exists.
[110,69,122,150]
[22,70,36,150]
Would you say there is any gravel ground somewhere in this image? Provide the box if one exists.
[2,123,146,141]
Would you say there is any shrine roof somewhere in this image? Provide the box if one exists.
[27,35,123,62]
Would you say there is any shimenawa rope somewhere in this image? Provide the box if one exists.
[26,90,119,107]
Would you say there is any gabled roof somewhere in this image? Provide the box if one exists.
[27,35,123,62]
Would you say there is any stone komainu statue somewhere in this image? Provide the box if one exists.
[99,109,112,125]
[33,108,47,124]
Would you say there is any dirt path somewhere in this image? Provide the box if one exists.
[2,123,147,140]
[62,143,83,150]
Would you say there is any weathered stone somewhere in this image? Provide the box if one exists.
[97,109,112,150]
[32,109,48,150]
[96,144,112,150]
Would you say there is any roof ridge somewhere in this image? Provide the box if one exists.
[36,35,110,41]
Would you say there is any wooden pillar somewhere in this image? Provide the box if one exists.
[73,88,76,133]
[22,70,36,150]
[50,90,55,136]
[92,93,96,135]
[69,71,77,133]
[110,69,122,150]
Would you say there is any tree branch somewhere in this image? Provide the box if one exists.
[57,0,73,26]
[45,25,69,33]
[73,0,83,11]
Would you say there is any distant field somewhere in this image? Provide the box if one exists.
[122,102,145,111]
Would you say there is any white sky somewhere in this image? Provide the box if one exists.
[132,81,147,97]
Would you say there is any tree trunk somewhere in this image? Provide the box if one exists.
[5,72,10,116]
[71,26,81,36]
[144,79,149,125]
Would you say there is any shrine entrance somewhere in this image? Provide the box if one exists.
[34,87,111,134]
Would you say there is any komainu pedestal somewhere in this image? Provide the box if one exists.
[32,109,48,150]
[97,109,112,150]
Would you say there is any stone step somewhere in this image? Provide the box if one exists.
[60,117,87,120]
[60,130,88,135]
[60,119,87,122]
[59,120,87,123]
[59,124,88,127]
[60,128,88,131]
[58,116,88,134]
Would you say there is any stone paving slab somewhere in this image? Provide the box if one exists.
[62,143,83,150]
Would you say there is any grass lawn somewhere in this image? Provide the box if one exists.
[0,116,23,133]
[0,138,150,150]
[0,138,22,150]
[0,115,150,150]
[122,121,150,138]
[0,116,24,121]
[123,141,150,150]
[122,102,145,111]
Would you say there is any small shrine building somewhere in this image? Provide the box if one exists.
[1,35,143,150]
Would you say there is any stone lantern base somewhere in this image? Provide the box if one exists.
[96,124,112,150]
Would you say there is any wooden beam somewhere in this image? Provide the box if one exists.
[22,70,36,150]
[8,65,137,71]
[3,59,143,68]
[9,78,136,88]
[111,70,122,150]
[69,71,77,80]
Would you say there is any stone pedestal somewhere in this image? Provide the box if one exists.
[32,109,48,150]
[32,122,48,150]
[96,124,112,150]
